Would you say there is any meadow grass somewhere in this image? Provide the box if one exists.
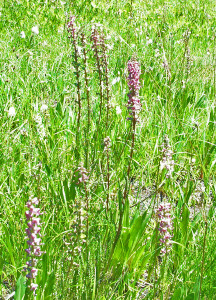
[0,0,216,299]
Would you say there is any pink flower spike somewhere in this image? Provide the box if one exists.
[157,201,173,255]
[127,59,141,121]
[24,196,43,294]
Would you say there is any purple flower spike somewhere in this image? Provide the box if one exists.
[67,16,76,39]
[156,202,173,255]
[24,196,43,295]
[127,59,141,121]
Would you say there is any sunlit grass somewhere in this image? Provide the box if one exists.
[0,0,216,299]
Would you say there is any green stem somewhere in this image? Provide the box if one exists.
[199,220,208,300]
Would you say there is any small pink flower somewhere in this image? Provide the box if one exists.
[25,247,31,255]
[30,283,38,294]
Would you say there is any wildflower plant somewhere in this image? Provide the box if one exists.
[124,58,141,197]
[67,16,82,132]
[24,197,43,295]
[156,202,173,255]
[160,135,175,178]
[91,24,104,123]
[8,106,16,117]
[127,59,141,122]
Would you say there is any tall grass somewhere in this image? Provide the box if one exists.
[0,0,216,299]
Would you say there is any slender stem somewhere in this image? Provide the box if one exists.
[105,116,136,275]
[92,28,103,124]
[153,216,159,297]
[84,183,89,293]
[81,33,91,169]
[84,184,89,240]
[213,34,215,98]
[106,149,110,211]
[199,220,208,299]
[124,116,136,200]
[73,37,82,132]
[100,35,110,211]
[101,35,110,130]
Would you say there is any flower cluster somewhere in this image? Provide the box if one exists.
[67,16,76,40]
[160,135,174,178]
[127,59,141,121]
[24,197,43,294]
[104,136,111,152]
[34,114,46,140]
[91,25,103,89]
[65,166,89,259]
[8,106,16,117]
[157,202,173,255]
[76,166,89,184]
[91,25,102,49]
[20,31,26,38]
[32,25,39,35]
[67,15,82,128]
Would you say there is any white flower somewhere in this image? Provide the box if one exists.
[111,77,120,85]
[155,49,160,57]
[40,104,48,112]
[107,44,114,50]
[116,106,122,115]
[20,31,26,38]
[34,114,46,139]
[34,114,42,124]
[8,107,16,117]
[32,26,39,35]
[27,50,34,56]
[199,182,205,193]
[146,38,153,45]
[58,26,64,33]
[77,46,82,56]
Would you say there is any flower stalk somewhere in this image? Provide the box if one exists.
[100,34,110,130]
[81,33,91,169]
[91,25,103,124]
[156,202,173,255]
[106,59,141,274]
[67,16,82,132]
[124,59,141,200]
[104,136,111,211]
[24,197,43,296]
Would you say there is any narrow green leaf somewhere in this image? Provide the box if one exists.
[14,275,26,300]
